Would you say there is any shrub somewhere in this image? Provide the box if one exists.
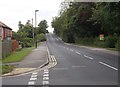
[105,36,117,48]
[115,37,120,51]
[21,38,33,47]
[37,33,46,42]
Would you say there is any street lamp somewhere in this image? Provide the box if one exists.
[35,10,39,48]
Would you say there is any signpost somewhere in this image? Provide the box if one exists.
[99,34,104,41]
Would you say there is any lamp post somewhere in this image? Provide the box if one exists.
[32,18,35,47]
[35,10,39,48]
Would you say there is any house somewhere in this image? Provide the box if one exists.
[0,21,13,58]
[0,21,12,41]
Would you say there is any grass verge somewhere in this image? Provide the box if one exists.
[2,65,14,74]
[3,47,34,63]
[1,47,34,74]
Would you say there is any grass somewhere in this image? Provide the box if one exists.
[2,65,14,74]
[1,47,34,74]
[3,47,34,63]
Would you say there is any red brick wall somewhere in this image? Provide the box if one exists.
[12,40,19,52]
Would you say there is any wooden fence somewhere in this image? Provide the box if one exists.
[2,40,12,58]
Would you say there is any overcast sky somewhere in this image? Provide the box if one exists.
[0,0,63,32]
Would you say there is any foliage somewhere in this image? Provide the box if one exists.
[14,19,48,48]
[37,33,46,42]
[2,65,14,74]
[22,38,33,47]
[105,36,117,48]
[51,1,120,49]
[3,47,34,63]
[37,20,48,34]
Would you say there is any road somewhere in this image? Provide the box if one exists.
[2,33,118,87]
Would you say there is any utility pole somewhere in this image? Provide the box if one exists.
[32,18,35,47]
[35,10,39,48]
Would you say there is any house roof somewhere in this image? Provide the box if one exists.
[0,21,12,30]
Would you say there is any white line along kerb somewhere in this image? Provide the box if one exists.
[99,61,118,71]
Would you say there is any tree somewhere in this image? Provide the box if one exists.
[18,21,24,30]
[37,20,48,34]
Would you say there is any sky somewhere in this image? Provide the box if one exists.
[0,0,63,33]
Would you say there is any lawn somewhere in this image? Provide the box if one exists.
[2,65,14,74]
[3,47,34,63]
[1,47,34,74]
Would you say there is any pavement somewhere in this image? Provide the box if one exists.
[2,42,49,77]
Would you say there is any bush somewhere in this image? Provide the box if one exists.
[75,37,94,46]
[37,33,46,42]
[105,36,117,48]
[115,37,120,51]
[21,38,33,47]
[93,37,105,48]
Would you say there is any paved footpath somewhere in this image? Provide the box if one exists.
[3,42,48,76]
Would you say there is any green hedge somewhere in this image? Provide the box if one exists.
[115,37,120,51]
[105,36,117,48]
[75,36,119,50]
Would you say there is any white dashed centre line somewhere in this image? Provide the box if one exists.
[99,61,118,71]
[84,55,93,60]
[70,49,74,51]
[75,51,81,55]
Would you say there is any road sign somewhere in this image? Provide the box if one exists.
[100,34,104,40]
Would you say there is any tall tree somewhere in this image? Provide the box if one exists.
[37,20,48,34]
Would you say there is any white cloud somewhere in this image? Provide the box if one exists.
[0,0,63,32]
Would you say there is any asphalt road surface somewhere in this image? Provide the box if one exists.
[2,33,118,87]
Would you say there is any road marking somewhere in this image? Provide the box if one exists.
[99,61,118,71]
[53,67,68,70]
[43,81,49,85]
[72,65,86,68]
[66,48,69,50]
[75,51,81,55]
[44,69,49,72]
[70,49,74,51]
[28,81,35,85]
[31,75,37,78]
[43,69,49,85]
[43,77,49,80]
[30,78,37,80]
[43,74,49,77]
[32,72,38,75]
[84,55,93,60]
[44,71,49,74]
